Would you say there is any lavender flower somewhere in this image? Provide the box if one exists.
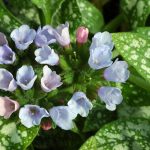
[0,45,16,64]
[49,106,77,130]
[10,25,36,50]
[41,65,62,92]
[90,31,114,50]
[34,46,59,66]
[104,59,130,82]
[68,92,93,117]
[53,22,70,47]
[88,45,112,70]
[0,97,19,119]
[16,65,37,90]
[35,26,56,47]
[98,86,123,111]
[19,105,49,128]
[0,32,8,45]
[0,68,17,91]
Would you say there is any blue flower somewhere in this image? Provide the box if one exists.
[34,46,59,66]
[0,68,17,91]
[41,65,62,92]
[19,105,49,128]
[104,59,130,82]
[98,86,123,111]
[10,25,36,50]
[49,106,77,130]
[35,26,56,47]
[88,45,112,70]
[90,31,114,50]
[53,22,70,47]
[0,45,16,64]
[16,65,37,90]
[0,32,8,45]
[68,92,93,117]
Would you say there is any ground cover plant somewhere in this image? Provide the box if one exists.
[0,0,150,150]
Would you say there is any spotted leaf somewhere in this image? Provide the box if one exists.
[112,32,150,84]
[61,0,104,40]
[121,0,150,29]
[0,118,39,150]
[0,0,22,33]
[122,82,150,106]
[80,118,150,150]
[83,100,115,132]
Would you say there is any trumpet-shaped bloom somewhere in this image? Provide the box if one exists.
[98,86,123,111]
[19,105,49,128]
[53,22,70,46]
[104,59,130,83]
[0,45,16,64]
[49,106,77,130]
[76,27,89,44]
[16,65,37,90]
[35,46,59,66]
[0,32,8,45]
[35,26,56,47]
[90,31,114,50]
[88,45,112,70]
[41,65,62,92]
[68,92,93,117]
[0,68,17,91]
[0,97,19,119]
[10,25,36,50]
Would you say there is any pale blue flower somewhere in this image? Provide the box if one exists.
[0,68,17,91]
[53,22,70,46]
[35,26,56,47]
[19,105,49,128]
[90,31,114,50]
[98,86,123,111]
[49,106,77,130]
[68,92,93,117]
[0,32,8,45]
[10,25,36,50]
[0,45,16,64]
[34,46,59,66]
[41,65,62,92]
[88,45,112,70]
[104,59,130,83]
[16,65,37,90]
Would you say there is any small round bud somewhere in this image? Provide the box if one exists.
[41,120,52,131]
[76,27,89,44]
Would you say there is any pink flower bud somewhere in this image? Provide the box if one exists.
[0,97,19,119]
[76,27,89,44]
[41,120,52,131]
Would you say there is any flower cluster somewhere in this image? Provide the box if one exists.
[0,23,129,130]
[88,32,130,111]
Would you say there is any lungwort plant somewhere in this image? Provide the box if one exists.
[0,0,150,150]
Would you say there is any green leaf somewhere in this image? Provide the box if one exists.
[83,100,115,132]
[0,118,39,150]
[134,27,150,40]
[5,0,40,26]
[61,0,104,39]
[118,102,150,120]
[121,0,150,29]
[0,0,22,33]
[80,118,150,150]
[31,0,51,24]
[31,0,65,24]
[112,32,150,84]
[122,82,150,106]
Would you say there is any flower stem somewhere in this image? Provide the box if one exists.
[129,74,150,92]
